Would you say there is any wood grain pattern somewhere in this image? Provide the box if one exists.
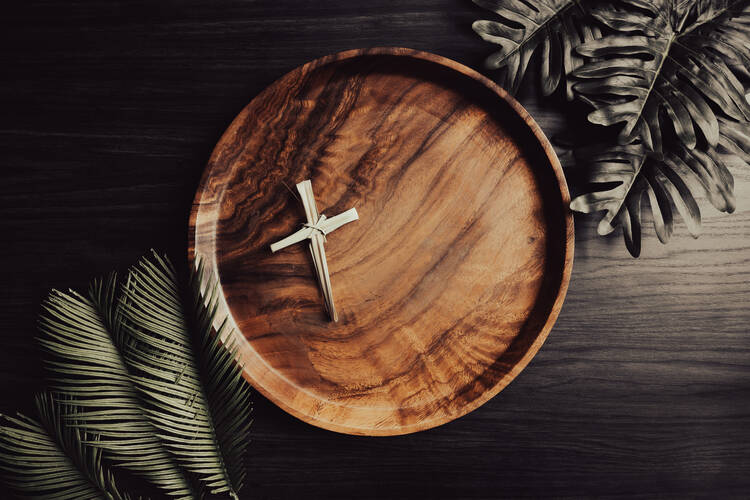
[189,48,574,435]
[1,0,750,497]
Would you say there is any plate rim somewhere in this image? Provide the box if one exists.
[188,47,574,435]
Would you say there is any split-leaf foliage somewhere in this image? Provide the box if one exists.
[472,0,601,98]
[574,0,750,153]
[472,0,750,256]
[566,118,750,256]
[0,251,252,499]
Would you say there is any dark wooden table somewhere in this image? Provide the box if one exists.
[2,1,749,498]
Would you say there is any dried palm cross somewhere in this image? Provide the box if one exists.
[271,179,358,321]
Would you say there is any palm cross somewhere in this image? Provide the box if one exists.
[270,180,358,321]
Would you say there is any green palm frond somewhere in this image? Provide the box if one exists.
[574,0,750,153]
[472,0,601,98]
[568,117,750,256]
[120,252,252,499]
[37,274,198,499]
[0,392,129,500]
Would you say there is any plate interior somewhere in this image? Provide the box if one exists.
[190,49,573,435]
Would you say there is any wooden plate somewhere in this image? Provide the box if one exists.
[189,48,573,436]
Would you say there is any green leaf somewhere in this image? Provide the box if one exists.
[38,274,199,499]
[568,122,746,256]
[120,251,252,499]
[574,0,750,153]
[0,393,129,500]
[472,0,601,98]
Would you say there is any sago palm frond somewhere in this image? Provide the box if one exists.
[574,0,750,153]
[472,0,601,98]
[119,252,252,499]
[37,274,198,499]
[0,392,129,500]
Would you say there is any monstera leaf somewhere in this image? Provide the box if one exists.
[0,393,130,500]
[472,0,601,98]
[569,117,750,256]
[574,0,750,153]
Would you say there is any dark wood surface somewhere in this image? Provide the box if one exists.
[1,0,749,497]
[189,47,574,435]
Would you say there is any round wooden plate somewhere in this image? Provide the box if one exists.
[189,48,573,436]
